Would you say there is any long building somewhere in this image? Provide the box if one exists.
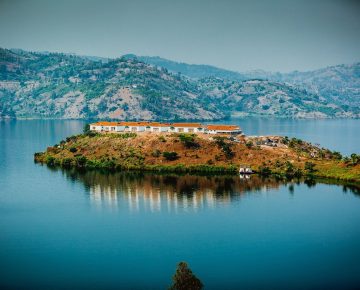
[90,121,242,135]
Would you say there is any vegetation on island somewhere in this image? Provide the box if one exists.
[34,128,360,183]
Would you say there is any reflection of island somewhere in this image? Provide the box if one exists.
[53,168,360,210]
[61,171,288,211]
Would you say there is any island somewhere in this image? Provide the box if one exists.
[34,122,360,184]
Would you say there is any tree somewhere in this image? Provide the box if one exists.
[304,161,316,174]
[169,262,203,290]
[83,123,90,134]
[163,151,179,161]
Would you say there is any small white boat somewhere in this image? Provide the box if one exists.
[239,165,253,174]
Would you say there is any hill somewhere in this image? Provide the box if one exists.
[126,54,360,117]
[123,54,246,80]
[1,48,358,119]
[0,48,222,120]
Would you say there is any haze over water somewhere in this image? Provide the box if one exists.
[1,119,360,289]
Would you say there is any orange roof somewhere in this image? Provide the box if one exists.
[119,121,161,127]
[170,123,202,128]
[91,121,119,126]
[206,124,241,131]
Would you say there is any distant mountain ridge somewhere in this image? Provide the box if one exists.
[125,54,360,113]
[0,47,358,119]
[123,54,247,80]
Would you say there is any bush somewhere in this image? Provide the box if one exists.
[158,135,166,142]
[304,161,317,174]
[245,141,253,148]
[152,149,161,157]
[163,151,179,161]
[332,151,342,160]
[258,165,272,176]
[45,155,55,166]
[69,147,77,153]
[76,155,87,167]
[61,158,73,168]
[178,133,199,149]
[213,136,234,159]
[83,123,90,134]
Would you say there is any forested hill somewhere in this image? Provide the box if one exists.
[125,54,360,117]
[0,48,358,119]
[0,48,222,120]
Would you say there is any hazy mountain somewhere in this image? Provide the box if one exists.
[0,48,222,120]
[198,78,349,118]
[123,54,247,80]
[0,48,358,119]
[126,54,360,116]
[274,63,360,110]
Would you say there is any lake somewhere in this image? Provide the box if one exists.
[1,118,360,289]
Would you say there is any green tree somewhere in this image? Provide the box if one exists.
[83,123,90,134]
[163,151,179,161]
[304,161,317,174]
[169,261,203,290]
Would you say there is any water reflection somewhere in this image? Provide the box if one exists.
[41,164,360,211]
[58,170,288,211]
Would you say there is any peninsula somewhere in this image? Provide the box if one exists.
[34,123,360,184]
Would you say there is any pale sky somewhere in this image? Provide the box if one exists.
[0,0,359,72]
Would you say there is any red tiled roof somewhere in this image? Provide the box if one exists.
[206,125,241,131]
[91,121,119,126]
[170,123,202,128]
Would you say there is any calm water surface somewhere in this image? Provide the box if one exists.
[0,119,360,290]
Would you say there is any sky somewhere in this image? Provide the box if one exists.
[0,0,359,72]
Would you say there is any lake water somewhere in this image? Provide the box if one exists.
[0,119,360,290]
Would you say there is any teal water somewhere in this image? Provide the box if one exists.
[0,119,360,290]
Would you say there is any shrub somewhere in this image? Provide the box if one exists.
[258,165,272,176]
[245,141,253,148]
[76,155,87,167]
[45,155,55,166]
[350,153,360,165]
[83,123,90,134]
[178,133,199,149]
[214,136,234,159]
[69,147,77,153]
[152,149,161,157]
[163,151,179,161]
[158,135,166,142]
[304,161,317,174]
[61,158,73,168]
[332,151,342,160]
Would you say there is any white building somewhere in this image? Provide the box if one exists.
[90,121,242,135]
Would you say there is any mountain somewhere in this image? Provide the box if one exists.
[0,48,358,119]
[198,78,349,118]
[273,63,360,111]
[123,54,246,80]
[0,48,222,120]
[126,54,360,116]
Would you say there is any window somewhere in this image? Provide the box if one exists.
[188,128,194,133]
